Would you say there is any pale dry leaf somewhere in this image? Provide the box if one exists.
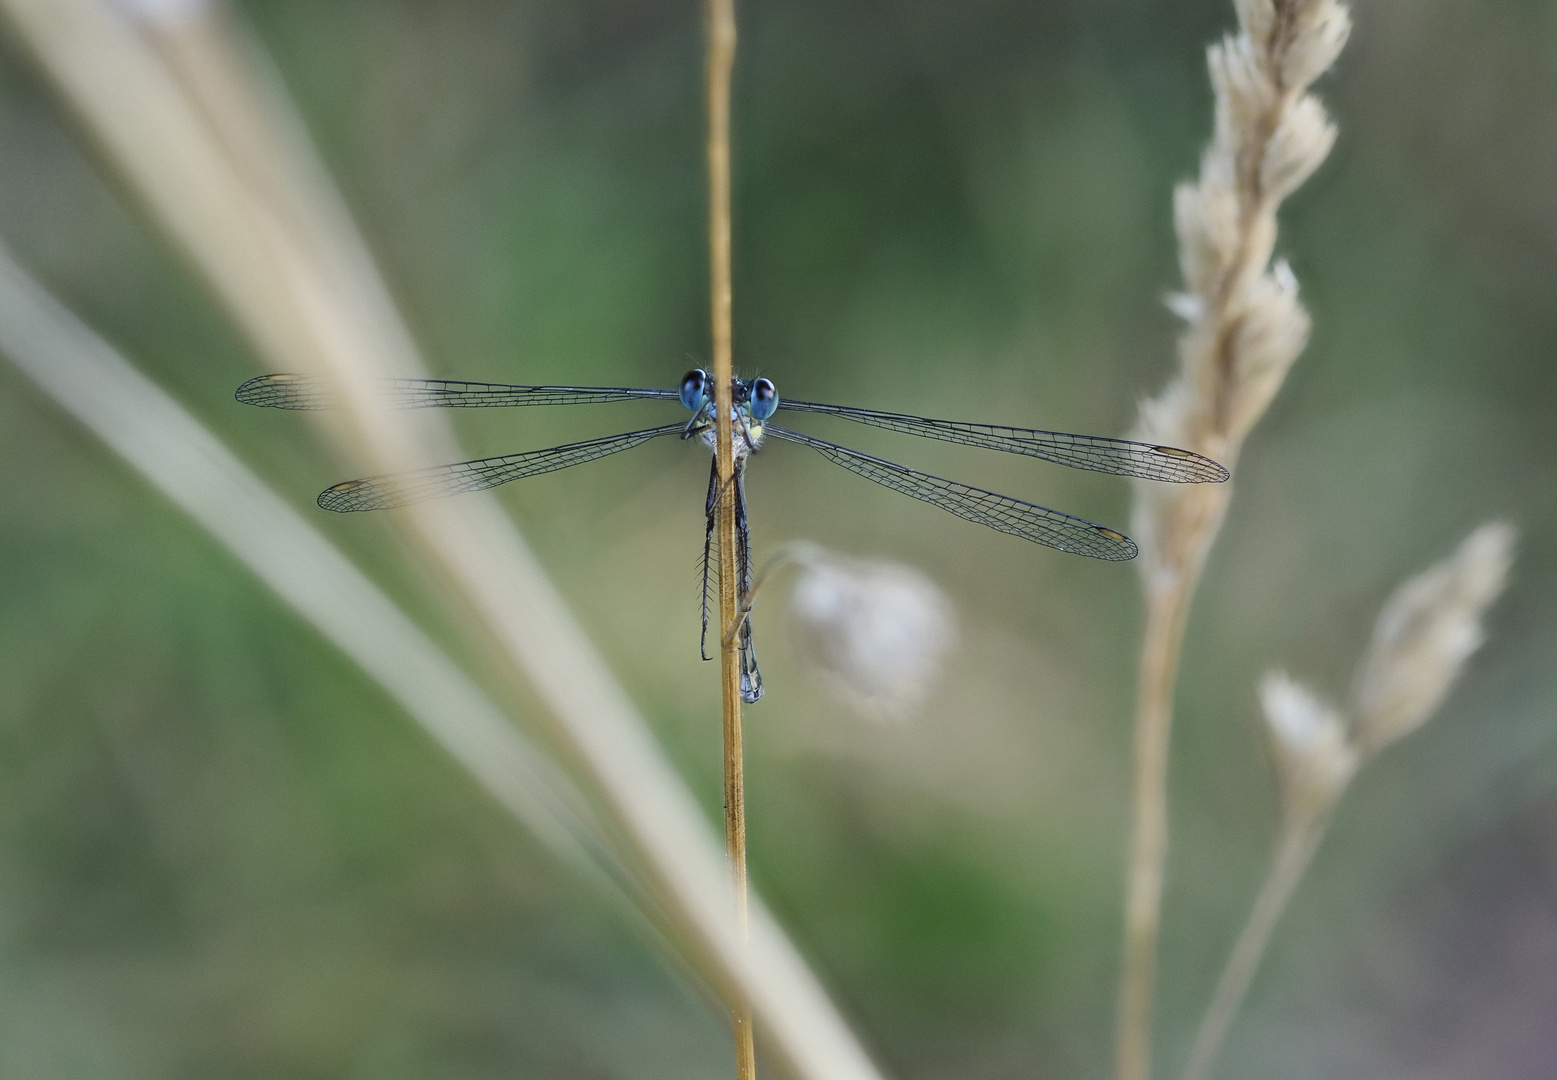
[1259,670,1358,828]
[1262,93,1337,202]
[1281,2,1352,93]
[1350,522,1517,758]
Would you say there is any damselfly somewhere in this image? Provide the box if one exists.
[237,369,1228,702]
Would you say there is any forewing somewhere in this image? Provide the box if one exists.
[235,373,333,409]
[318,423,685,512]
[237,373,678,410]
[777,398,1228,484]
[766,426,1138,561]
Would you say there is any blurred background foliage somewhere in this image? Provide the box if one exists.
[1,0,1554,1077]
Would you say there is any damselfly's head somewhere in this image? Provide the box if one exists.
[682,369,780,421]
[683,371,775,458]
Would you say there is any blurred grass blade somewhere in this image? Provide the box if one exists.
[0,1,885,1076]
[0,237,620,918]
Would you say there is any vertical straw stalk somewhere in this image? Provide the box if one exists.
[704,0,756,1075]
[1116,3,1351,1079]
[0,1,883,1077]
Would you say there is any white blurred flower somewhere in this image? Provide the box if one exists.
[1258,671,1357,828]
[1350,522,1517,757]
[785,544,954,723]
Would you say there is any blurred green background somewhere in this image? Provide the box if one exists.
[1,0,1554,1077]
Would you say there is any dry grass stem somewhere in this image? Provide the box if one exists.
[704,0,756,1074]
[1180,523,1516,1080]
[0,1,883,1076]
[1116,4,1350,1078]
[1177,819,1323,1080]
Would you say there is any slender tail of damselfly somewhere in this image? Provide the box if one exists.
[733,468,762,702]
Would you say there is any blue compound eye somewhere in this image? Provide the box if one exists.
[679,368,709,411]
[749,377,778,420]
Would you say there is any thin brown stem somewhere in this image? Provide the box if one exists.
[1179,822,1324,1080]
[705,0,755,1076]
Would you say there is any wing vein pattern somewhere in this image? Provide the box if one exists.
[238,374,678,410]
[777,399,1227,484]
[766,425,1138,561]
[318,423,686,512]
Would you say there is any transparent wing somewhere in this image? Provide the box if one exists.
[237,373,679,410]
[766,425,1138,561]
[318,423,685,512]
[777,398,1228,484]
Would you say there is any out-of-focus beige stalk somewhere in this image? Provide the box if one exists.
[0,1,883,1077]
[1180,523,1515,1080]
[0,236,637,931]
[702,0,756,1075]
[1116,3,1351,1078]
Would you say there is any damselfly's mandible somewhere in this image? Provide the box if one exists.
[237,370,1228,702]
